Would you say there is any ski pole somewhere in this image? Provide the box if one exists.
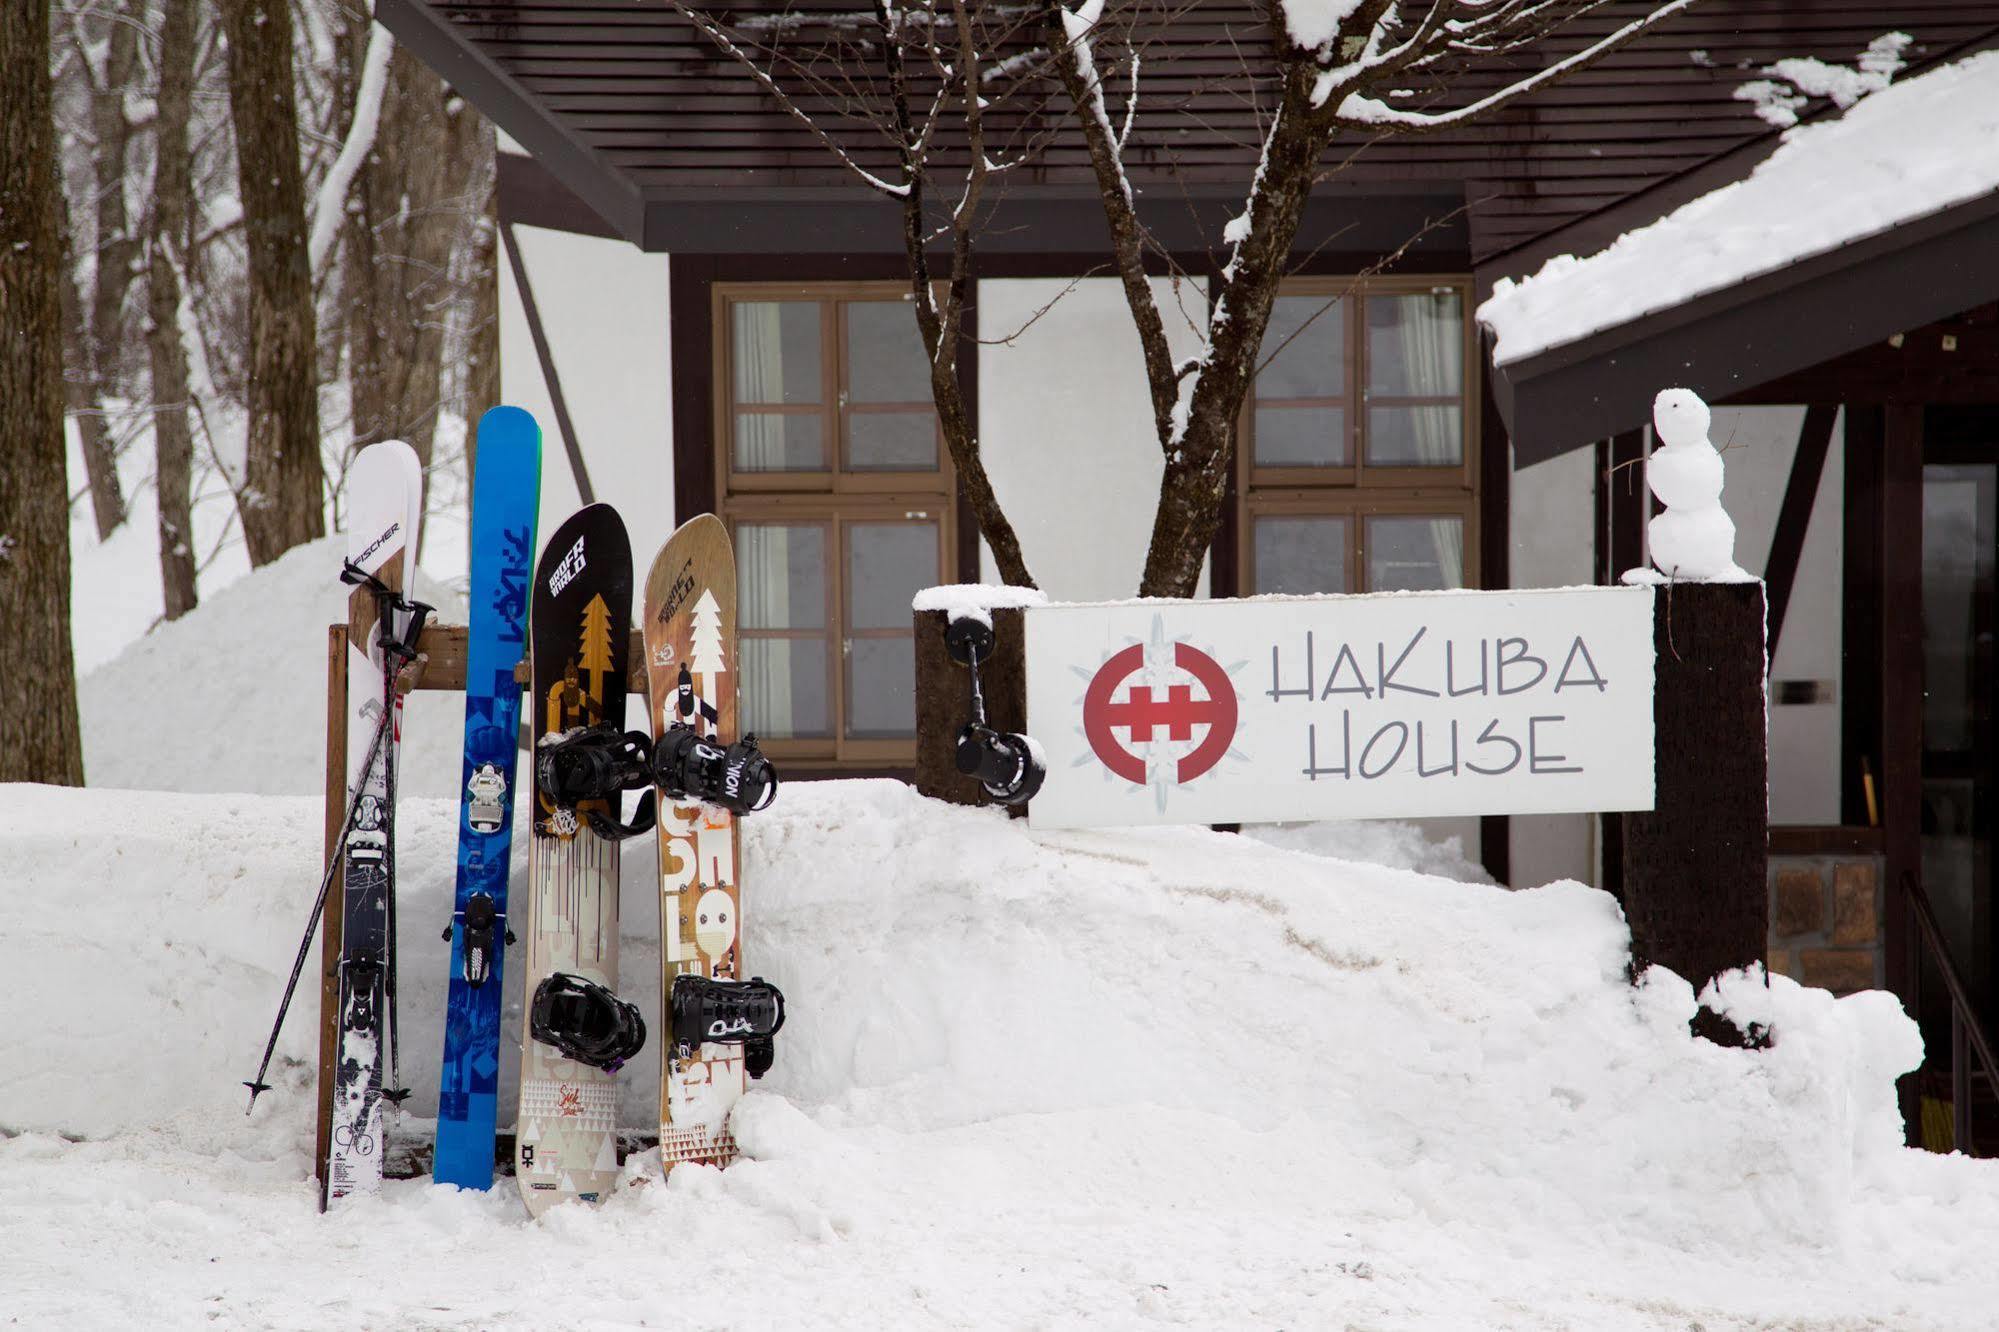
[241,703,395,1113]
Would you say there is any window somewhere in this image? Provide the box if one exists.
[1240,278,1478,596]
[718,285,953,765]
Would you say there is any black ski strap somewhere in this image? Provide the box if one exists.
[584,788,657,842]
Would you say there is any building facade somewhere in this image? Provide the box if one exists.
[385,1,1999,1145]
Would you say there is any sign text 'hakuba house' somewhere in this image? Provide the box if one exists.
[1026,587,1656,830]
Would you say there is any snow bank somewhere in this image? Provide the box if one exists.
[6,778,1999,1327]
[1479,49,1999,366]
[80,535,472,798]
[1240,816,1490,882]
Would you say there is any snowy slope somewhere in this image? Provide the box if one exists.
[79,534,473,798]
[3,778,1997,1329]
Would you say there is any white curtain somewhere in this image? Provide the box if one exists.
[732,304,787,471]
[1391,293,1465,588]
[738,525,797,737]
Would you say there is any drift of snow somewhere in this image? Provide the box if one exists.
[910,582,1049,631]
[1278,0,1362,52]
[80,534,471,797]
[1626,388,1750,584]
[1737,32,1912,127]
[1479,48,1999,367]
[6,776,1999,1327]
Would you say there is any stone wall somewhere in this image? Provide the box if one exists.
[1767,854,1884,994]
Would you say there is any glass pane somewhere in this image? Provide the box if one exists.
[1257,294,1344,400]
[731,302,821,404]
[848,411,938,471]
[741,638,831,739]
[1366,405,1462,467]
[1366,515,1464,592]
[848,637,917,739]
[733,413,826,472]
[1253,515,1348,595]
[739,523,826,630]
[845,301,929,403]
[1253,406,1347,468]
[1367,290,1462,396]
[847,522,939,630]
[1921,467,1993,752]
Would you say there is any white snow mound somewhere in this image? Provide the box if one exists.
[4,778,1999,1327]
[80,535,472,797]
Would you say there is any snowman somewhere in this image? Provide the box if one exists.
[1640,387,1749,582]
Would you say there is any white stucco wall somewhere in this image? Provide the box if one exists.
[498,221,675,567]
[976,277,1210,600]
[1507,444,1599,888]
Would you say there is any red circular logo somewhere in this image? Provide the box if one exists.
[1082,642,1238,786]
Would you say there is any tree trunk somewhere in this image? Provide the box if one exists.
[0,0,86,785]
[222,0,324,566]
[463,155,500,468]
[349,43,463,482]
[58,189,125,541]
[89,0,141,389]
[147,0,200,620]
[1139,87,1328,600]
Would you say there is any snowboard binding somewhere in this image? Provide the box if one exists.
[652,662,779,816]
[652,726,779,817]
[530,972,647,1073]
[944,614,1045,806]
[535,724,659,840]
[670,975,785,1079]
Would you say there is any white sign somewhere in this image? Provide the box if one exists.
[1024,586,1655,830]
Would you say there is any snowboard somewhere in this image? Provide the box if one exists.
[324,438,426,1211]
[515,503,635,1215]
[433,407,541,1190]
[643,514,751,1170]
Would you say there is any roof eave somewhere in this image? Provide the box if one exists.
[375,0,645,246]
[1489,186,1999,466]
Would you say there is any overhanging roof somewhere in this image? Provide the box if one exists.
[379,1,1999,261]
[1487,187,1999,465]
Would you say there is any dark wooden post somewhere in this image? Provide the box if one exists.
[1621,581,1769,1046]
[913,607,1028,807]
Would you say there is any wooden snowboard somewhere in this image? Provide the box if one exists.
[641,515,749,1170]
[515,504,633,1215]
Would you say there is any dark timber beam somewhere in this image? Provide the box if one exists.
[1763,404,1839,660]
[375,0,645,244]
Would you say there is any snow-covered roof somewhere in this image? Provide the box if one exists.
[1478,48,1999,368]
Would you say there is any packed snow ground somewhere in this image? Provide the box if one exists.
[5,778,1999,1330]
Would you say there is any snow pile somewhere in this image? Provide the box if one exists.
[1479,48,1999,365]
[6,778,1999,1326]
[80,534,471,797]
[910,581,1048,630]
[1624,388,1751,584]
[1240,816,1490,882]
[1736,32,1913,128]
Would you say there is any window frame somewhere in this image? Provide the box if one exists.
[715,282,956,767]
[1238,274,1481,596]
[715,281,954,496]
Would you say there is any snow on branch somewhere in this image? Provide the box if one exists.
[307,19,393,279]
[1326,0,1706,127]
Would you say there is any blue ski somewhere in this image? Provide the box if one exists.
[434,406,542,1189]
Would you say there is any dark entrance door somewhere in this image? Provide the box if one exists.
[1920,411,1999,1079]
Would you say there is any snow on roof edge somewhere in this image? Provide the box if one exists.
[1477,49,1999,369]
